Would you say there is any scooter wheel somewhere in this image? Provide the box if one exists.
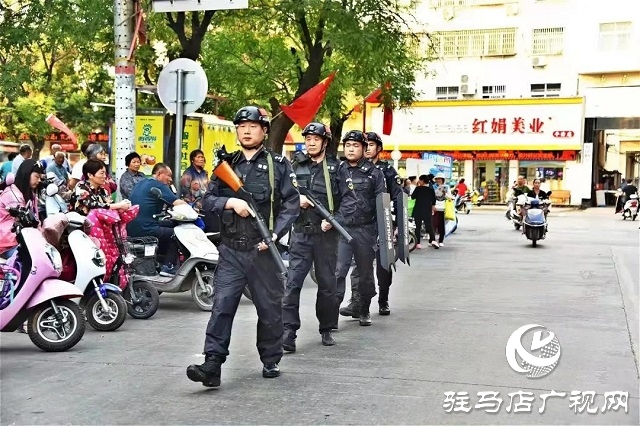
[85,292,127,331]
[192,269,215,311]
[27,299,86,352]
[124,281,160,319]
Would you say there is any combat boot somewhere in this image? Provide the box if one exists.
[282,329,296,353]
[339,290,361,318]
[378,287,390,316]
[359,297,372,326]
[186,355,222,387]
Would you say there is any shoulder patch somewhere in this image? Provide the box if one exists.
[395,176,403,186]
[273,153,285,162]
[289,172,298,188]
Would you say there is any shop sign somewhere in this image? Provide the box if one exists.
[368,99,584,150]
[88,132,110,143]
[379,150,423,160]
[440,150,577,161]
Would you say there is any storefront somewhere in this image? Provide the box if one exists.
[366,97,590,205]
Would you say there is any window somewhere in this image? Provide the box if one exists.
[482,85,506,99]
[428,0,470,7]
[436,86,459,100]
[599,22,632,51]
[433,28,517,58]
[531,28,564,55]
[531,83,561,98]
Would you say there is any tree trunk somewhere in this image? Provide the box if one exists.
[329,114,347,157]
[267,113,294,153]
[29,135,45,160]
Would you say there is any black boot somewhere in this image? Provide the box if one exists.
[282,329,296,353]
[378,287,390,316]
[339,290,361,318]
[262,362,280,378]
[321,331,336,346]
[186,355,222,387]
[359,297,372,326]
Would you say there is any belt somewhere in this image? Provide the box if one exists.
[221,236,262,251]
[347,217,375,226]
[294,223,322,235]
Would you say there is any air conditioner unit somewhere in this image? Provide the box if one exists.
[532,56,547,67]
[442,7,455,20]
[505,3,519,15]
[460,74,476,88]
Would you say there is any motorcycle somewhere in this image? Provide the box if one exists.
[0,204,86,351]
[520,196,552,247]
[44,211,127,331]
[452,189,472,214]
[87,206,160,319]
[507,193,525,230]
[131,187,218,311]
[472,189,484,206]
[621,193,639,221]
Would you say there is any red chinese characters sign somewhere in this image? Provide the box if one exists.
[439,150,577,161]
[472,117,545,135]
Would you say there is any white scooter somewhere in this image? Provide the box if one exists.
[43,208,127,331]
[130,188,219,311]
[622,193,639,221]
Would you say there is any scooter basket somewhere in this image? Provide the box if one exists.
[124,236,159,276]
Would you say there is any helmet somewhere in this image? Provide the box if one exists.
[302,122,331,140]
[85,143,105,159]
[342,130,367,145]
[233,106,270,131]
[365,132,383,146]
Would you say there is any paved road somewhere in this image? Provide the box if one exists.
[1,208,638,425]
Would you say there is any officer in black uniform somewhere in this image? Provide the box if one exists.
[186,106,300,387]
[282,122,341,351]
[341,131,405,317]
[334,130,386,326]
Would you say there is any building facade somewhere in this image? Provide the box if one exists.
[364,0,640,205]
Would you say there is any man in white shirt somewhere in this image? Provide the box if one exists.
[11,144,32,174]
[68,141,94,189]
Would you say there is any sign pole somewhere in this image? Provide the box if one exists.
[114,0,136,186]
[174,69,185,198]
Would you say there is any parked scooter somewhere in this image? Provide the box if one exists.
[0,204,86,351]
[131,187,218,311]
[452,189,472,214]
[45,211,127,331]
[87,206,160,319]
[520,195,552,247]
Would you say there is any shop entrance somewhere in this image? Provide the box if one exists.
[474,160,509,203]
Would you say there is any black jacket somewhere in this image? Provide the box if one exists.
[411,184,436,218]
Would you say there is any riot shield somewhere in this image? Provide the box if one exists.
[376,193,395,272]
[396,192,410,265]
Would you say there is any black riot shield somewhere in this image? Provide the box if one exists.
[376,193,395,272]
[396,192,410,265]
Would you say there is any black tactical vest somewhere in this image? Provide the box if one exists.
[349,160,377,222]
[292,152,339,226]
[217,149,282,241]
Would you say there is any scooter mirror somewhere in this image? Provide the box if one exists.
[45,183,59,196]
[150,187,162,198]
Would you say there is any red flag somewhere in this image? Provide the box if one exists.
[364,87,382,103]
[382,106,393,136]
[280,71,336,128]
[45,114,78,145]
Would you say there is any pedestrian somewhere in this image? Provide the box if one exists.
[180,149,209,210]
[119,152,146,199]
[411,174,437,249]
[335,130,385,326]
[341,132,403,317]
[44,143,72,174]
[433,172,450,247]
[187,106,299,387]
[11,144,32,175]
[282,121,341,351]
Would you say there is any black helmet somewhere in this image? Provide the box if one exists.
[233,106,270,131]
[366,132,383,147]
[342,130,367,145]
[302,122,331,140]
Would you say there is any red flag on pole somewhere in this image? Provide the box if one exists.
[279,71,337,128]
[362,83,393,136]
[45,114,78,145]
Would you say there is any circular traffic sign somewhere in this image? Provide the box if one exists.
[157,58,208,115]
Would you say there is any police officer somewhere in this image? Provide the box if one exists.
[186,106,300,387]
[342,131,405,317]
[334,130,385,326]
[282,122,341,351]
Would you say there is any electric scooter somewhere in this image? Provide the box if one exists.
[130,187,219,311]
[0,204,86,351]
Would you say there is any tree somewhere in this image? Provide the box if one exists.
[0,0,113,158]
[198,0,431,153]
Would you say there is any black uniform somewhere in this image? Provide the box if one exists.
[282,152,341,340]
[201,147,299,365]
[334,158,386,321]
[349,159,404,308]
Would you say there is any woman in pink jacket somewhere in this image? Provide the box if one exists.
[0,159,44,258]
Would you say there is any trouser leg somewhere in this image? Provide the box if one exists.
[351,224,377,313]
[423,213,436,243]
[413,216,423,244]
[203,245,247,363]
[313,231,339,332]
[282,232,313,337]
[376,247,392,305]
[335,236,354,306]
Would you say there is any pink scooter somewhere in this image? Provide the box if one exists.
[0,203,86,352]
